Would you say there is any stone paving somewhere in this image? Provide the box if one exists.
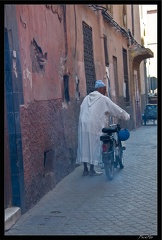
[5,123,158,236]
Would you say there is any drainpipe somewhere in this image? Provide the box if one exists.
[74,5,77,59]
[99,8,110,94]
[98,10,106,81]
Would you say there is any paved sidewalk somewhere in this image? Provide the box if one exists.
[5,124,157,236]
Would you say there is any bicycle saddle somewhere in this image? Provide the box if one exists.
[102,128,117,133]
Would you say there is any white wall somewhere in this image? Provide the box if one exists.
[140,5,157,79]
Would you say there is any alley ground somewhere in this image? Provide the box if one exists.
[5,122,158,236]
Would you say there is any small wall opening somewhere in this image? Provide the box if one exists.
[63,75,70,102]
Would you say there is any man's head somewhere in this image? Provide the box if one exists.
[95,80,106,95]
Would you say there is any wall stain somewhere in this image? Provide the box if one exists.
[46,5,63,23]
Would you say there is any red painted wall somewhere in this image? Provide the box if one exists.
[16,5,65,103]
[16,5,80,210]
[14,4,139,211]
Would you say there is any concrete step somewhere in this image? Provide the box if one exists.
[5,207,21,231]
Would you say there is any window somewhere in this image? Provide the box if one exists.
[113,56,119,104]
[122,48,130,105]
[103,35,109,66]
[63,74,70,102]
[82,21,96,94]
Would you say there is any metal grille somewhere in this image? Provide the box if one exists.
[82,22,96,94]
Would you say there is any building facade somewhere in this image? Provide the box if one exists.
[139,4,157,97]
[4,4,153,214]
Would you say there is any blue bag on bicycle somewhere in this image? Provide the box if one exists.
[118,129,130,141]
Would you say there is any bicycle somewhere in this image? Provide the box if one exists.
[100,123,129,180]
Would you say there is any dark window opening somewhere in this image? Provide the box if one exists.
[113,56,119,103]
[122,48,130,105]
[63,75,70,102]
[104,35,109,66]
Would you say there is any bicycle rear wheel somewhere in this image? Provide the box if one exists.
[104,150,114,180]
[117,144,124,169]
[116,155,124,169]
[104,162,114,180]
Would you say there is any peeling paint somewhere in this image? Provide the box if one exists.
[20,15,27,29]
[59,53,67,79]
[46,5,63,22]
[26,68,32,89]
[20,104,28,109]
[13,58,18,78]
[23,68,32,89]
[62,102,68,109]
[31,38,47,74]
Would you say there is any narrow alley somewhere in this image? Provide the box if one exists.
[5,123,158,236]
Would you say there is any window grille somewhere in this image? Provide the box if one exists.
[82,21,96,94]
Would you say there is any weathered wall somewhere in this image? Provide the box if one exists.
[15,5,81,210]
[5,5,26,211]
[65,5,106,97]
[12,4,144,211]
[20,99,79,209]
[16,5,65,103]
[5,4,149,212]
[104,22,128,98]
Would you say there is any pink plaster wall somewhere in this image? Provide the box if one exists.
[16,5,65,103]
[14,4,139,210]
[15,5,80,210]
[65,5,106,97]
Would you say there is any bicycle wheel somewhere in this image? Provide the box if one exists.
[104,151,114,180]
[116,155,124,169]
[117,146,124,169]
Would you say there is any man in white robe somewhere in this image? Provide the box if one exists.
[76,80,130,176]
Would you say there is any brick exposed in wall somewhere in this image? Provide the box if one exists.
[20,98,80,210]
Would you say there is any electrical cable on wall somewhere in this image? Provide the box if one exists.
[88,4,143,49]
